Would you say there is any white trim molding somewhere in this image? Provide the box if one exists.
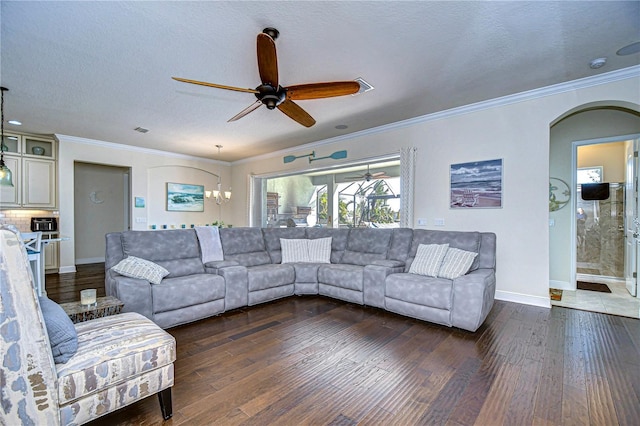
[233,65,640,166]
[495,290,551,309]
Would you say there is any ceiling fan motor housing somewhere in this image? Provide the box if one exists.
[255,84,286,109]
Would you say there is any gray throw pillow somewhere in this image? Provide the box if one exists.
[39,297,78,364]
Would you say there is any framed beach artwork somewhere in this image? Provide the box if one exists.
[166,182,205,212]
[450,159,503,209]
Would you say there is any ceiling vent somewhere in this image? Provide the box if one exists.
[353,77,374,95]
[134,127,149,133]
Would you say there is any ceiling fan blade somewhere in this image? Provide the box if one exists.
[277,100,316,127]
[370,171,387,177]
[286,81,361,100]
[257,33,278,87]
[172,77,258,94]
[228,100,263,122]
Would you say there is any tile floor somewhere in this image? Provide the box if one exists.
[551,277,640,318]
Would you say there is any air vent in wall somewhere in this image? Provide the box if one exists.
[354,77,374,95]
[134,127,149,133]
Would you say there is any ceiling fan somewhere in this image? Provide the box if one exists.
[345,165,391,182]
[172,27,361,127]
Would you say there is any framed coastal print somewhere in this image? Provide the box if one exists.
[166,182,205,212]
[450,159,503,208]
[134,197,145,208]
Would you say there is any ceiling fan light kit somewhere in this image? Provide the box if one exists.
[173,27,360,127]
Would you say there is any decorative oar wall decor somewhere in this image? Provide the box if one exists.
[283,150,347,164]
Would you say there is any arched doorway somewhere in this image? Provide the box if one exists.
[549,104,640,317]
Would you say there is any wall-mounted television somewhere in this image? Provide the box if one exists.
[581,183,609,200]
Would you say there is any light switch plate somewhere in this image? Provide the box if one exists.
[417,218,427,226]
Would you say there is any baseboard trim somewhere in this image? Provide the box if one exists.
[495,290,551,309]
[58,265,77,274]
[550,280,573,290]
[76,257,105,265]
[576,274,625,285]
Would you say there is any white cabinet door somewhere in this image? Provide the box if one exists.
[44,242,59,272]
[0,156,21,207]
[22,158,56,208]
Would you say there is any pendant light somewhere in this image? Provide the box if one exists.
[205,145,231,205]
[0,87,14,187]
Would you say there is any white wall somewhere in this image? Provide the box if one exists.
[57,136,231,272]
[549,110,640,290]
[231,74,640,308]
[74,162,128,263]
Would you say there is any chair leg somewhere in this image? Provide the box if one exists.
[158,388,173,420]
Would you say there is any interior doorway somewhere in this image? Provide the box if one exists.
[555,136,640,318]
[74,162,130,264]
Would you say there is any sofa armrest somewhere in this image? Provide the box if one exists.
[112,275,154,321]
[363,264,405,308]
[215,265,248,310]
[371,259,405,268]
[204,260,240,271]
[451,268,496,332]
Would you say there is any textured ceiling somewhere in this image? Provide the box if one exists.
[1,1,639,162]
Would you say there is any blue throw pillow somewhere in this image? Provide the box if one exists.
[39,297,78,364]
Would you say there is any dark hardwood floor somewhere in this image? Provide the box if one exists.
[46,265,640,425]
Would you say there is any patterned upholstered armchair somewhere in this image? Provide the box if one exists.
[1,226,176,425]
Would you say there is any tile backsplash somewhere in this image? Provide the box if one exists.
[0,210,59,233]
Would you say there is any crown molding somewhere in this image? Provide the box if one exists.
[232,65,640,166]
[55,133,230,166]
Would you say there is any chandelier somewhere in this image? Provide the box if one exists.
[205,145,231,205]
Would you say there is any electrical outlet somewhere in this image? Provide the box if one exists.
[136,217,147,223]
[434,218,445,227]
[417,218,427,226]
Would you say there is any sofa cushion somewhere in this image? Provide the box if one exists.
[156,258,205,278]
[247,264,295,291]
[121,230,203,277]
[111,256,170,285]
[263,227,307,263]
[406,229,481,272]
[39,297,78,364]
[438,248,478,279]
[56,312,175,405]
[408,244,449,277]
[388,228,414,262]
[280,238,310,263]
[318,264,364,291]
[306,228,349,263]
[307,237,332,263]
[341,228,392,266]
[386,273,453,310]
[293,263,321,283]
[151,274,226,313]
[220,227,271,267]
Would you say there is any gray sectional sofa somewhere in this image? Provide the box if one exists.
[105,227,496,332]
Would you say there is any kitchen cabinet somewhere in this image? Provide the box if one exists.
[44,241,59,272]
[0,155,21,207]
[0,133,57,209]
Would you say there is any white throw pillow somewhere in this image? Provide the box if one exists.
[409,244,449,277]
[111,256,170,284]
[437,248,478,279]
[280,238,310,263]
[307,237,332,263]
